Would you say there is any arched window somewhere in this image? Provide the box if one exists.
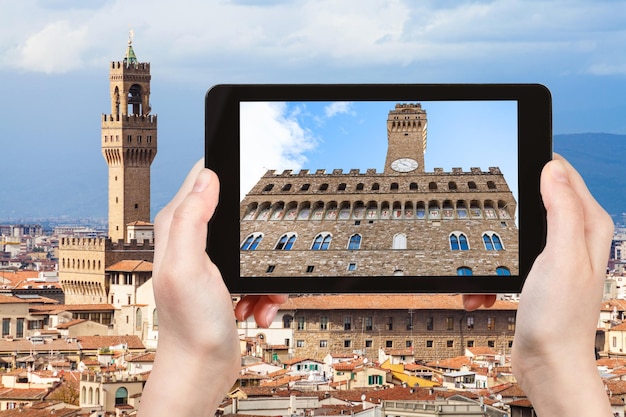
[390,183,399,190]
[89,387,93,404]
[241,233,263,250]
[356,183,364,191]
[275,234,296,250]
[450,233,469,250]
[468,181,477,190]
[338,183,347,191]
[319,183,329,191]
[153,309,158,330]
[457,267,473,276]
[263,184,274,192]
[487,181,497,189]
[348,234,361,250]
[312,233,332,250]
[483,232,504,251]
[95,388,100,404]
[496,266,511,276]
[300,183,310,191]
[372,183,380,191]
[448,181,457,190]
[282,314,293,328]
[115,387,128,405]
[392,233,407,250]
[429,182,437,190]
[282,183,292,191]
[81,387,86,404]
[135,308,142,331]
[410,182,418,190]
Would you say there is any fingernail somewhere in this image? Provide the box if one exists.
[550,160,569,184]
[192,170,212,192]
[264,304,280,326]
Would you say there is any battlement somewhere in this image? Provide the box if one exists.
[60,237,154,251]
[263,166,503,177]
[102,113,157,126]
[110,61,150,72]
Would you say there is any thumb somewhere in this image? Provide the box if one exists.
[540,159,585,258]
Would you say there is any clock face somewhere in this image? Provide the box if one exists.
[391,158,419,172]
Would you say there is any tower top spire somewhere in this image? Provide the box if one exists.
[124,29,138,66]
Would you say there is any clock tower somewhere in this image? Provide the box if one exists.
[384,103,427,174]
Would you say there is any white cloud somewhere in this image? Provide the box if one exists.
[240,102,318,199]
[324,102,354,118]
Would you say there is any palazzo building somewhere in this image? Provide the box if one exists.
[240,103,518,278]
[59,38,156,305]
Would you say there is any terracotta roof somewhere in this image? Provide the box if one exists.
[55,319,87,329]
[0,294,58,304]
[283,294,517,311]
[0,338,80,353]
[106,259,153,273]
[30,303,115,314]
[609,322,626,331]
[126,352,156,362]
[425,356,471,370]
[597,357,626,369]
[282,357,323,366]
[0,387,48,400]
[601,299,626,312]
[77,335,144,350]
[606,380,626,395]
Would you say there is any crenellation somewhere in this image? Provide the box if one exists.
[110,61,151,71]
[102,113,157,125]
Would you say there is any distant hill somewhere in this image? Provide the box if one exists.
[554,133,626,221]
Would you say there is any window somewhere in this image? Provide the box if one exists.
[2,318,11,337]
[450,232,469,250]
[467,340,475,348]
[16,318,24,338]
[297,316,305,330]
[487,181,497,189]
[467,316,474,330]
[115,387,128,406]
[300,183,310,191]
[372,183,380,191]
[387,317,393,331]
[135,309,142,331]
[263,184,274,192]
[426,317,433,331]
[368,375,383,385]
[338,183,347,191]
[483,232,504,251]
[282,183,292,191]
[320,316,328,330]
[406,316,413,331]
[488,340,495,348]
[487,317,496,330]
[447,340,454,348]
[390,182,399,190]
[457,267,473,276]
[446,317,454,330]
[266,265,276,273]
[392,233,407,249]
[348,234,361,250]
[386,340,393,348]
[320,340,328,348]
[406,340,412,348]
[410,182,418,190]
[241,233,263,250]
[283,315,293,328]
[319,183,329,191]
[448,181,457,190]
[297,340,305,347]
[365,316,373,331]
[306,265,315,273]
[429,182,437,190]
[496,266,511,276]
[344,340,351,348]
[365,340,373,348]
[356,183,364,191]
[426,340,433,348]
[508,316,516,331]
[153,309,158,330]
[344,317,352,331]
[468,181,477,189]
[347,263,357,271]
[312,233,332,250]
[275,234,296,250]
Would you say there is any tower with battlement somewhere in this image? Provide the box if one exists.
[59,38,156,305]
[102,40,157,242]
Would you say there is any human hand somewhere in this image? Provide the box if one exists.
[511,155,612,415]
[140,160,286,417]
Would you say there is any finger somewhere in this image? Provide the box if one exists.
[253,300,281,328]
[540,159,588,263]
[462,294,496,311]
[165,169,220,264]
[552,155,613,273]
[235,295,261,321]
[154,159,205,273]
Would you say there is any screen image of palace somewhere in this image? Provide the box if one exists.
[239,102,518,277]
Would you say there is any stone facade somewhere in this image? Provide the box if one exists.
[240,103,518,278]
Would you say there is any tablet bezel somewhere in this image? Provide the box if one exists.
[205,84,551,294]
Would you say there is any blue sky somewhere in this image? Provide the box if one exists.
[240,101,518,202]
[1,0,625,220]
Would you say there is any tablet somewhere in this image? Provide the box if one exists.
[205,84,551,294]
